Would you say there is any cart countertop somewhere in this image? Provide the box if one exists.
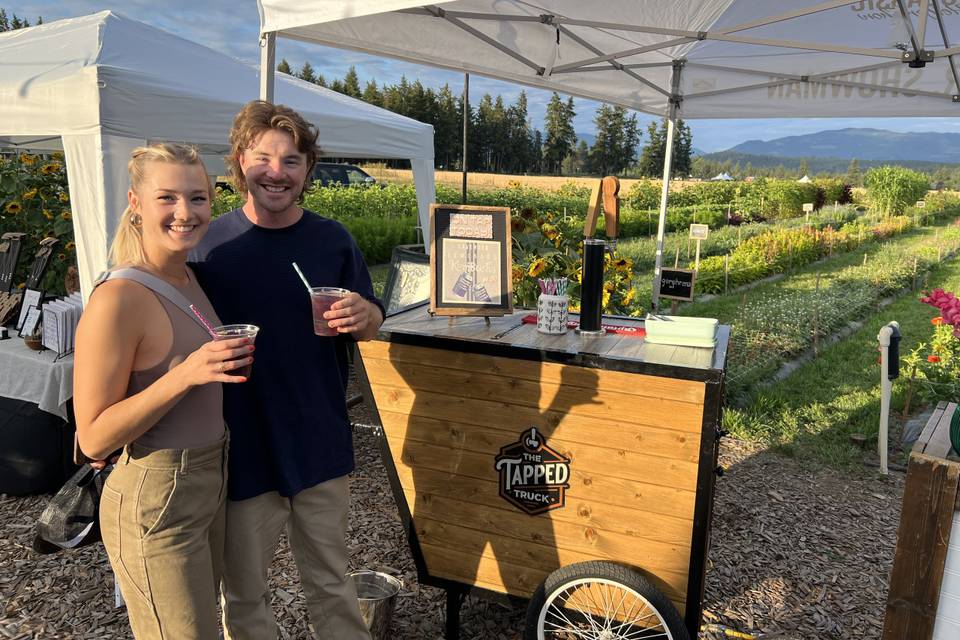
[375,305,730,384]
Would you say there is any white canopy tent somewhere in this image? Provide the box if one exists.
[0,11,435,299]
[256,0,960,308]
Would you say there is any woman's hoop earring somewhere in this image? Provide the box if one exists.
[130,212,142,226]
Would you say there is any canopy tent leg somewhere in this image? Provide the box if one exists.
[260,31,276,102]
[652,61,684,312]
[461,72,469,205]
[410,157,437,251]
[62,134,145,301]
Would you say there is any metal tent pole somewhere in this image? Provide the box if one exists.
[260,32,276,102]
[462,73,469,204]
[652,61,683,312]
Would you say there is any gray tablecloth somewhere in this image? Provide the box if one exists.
[0,336,73,419]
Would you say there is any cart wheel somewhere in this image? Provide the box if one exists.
[523,561,689,640]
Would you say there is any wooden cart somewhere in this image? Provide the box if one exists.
[356,305,730,639]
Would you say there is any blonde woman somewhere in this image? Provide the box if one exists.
[74,143,253,639]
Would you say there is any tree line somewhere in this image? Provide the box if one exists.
[0,8,40,30]
[279,60,694,178]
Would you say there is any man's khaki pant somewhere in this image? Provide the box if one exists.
[220,475,371,640]
[99,434,227,640]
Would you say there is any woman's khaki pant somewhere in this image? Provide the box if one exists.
[99,433,227,640]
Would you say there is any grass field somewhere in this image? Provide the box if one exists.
[359,163,699,193]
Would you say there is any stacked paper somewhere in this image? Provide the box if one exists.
[41,293,83,355]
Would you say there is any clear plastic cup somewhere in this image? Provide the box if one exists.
[310,287,350,336]
[212,324,259,378]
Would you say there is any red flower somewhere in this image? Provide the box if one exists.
[928,354,942,363]
[933,316,945,325]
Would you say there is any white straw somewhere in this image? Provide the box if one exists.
[291,262,312,293]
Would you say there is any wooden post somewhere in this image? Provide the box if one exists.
[864,253,868,266]
[695,239,702,272]
[670,300,679,315]
[882,446,960,639]
[674,247,680,269]
[812,273,821,357]
[913,257,918,290]
[724,255,730,293]
[737,226,742,246]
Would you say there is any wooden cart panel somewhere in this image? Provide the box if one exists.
[360,341,708,614]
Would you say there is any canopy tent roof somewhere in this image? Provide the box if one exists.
[2,10,435,159]
[257,0,960,119]
[0,11,435,297]
[710,172,735,180]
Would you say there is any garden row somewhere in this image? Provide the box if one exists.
[680,220,960,399]
[717,253,960,468]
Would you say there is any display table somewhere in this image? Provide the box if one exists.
[356,305,729,639]
[0,336,76,495]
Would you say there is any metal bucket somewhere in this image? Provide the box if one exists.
[350,570,403,640]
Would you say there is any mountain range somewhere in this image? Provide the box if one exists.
[723,127,960,163]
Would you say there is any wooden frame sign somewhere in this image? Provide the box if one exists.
[659,268,696,302]
[429,204,513,317]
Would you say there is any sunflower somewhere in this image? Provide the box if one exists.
[58,192,70,203]
[541,223,559,242]
[613,257,633,272]
[16,282,25,290]
[65,242,76,251]
[58,253,66,262]
[61,211,72,220]
[527,257,547,278]
[41,163,61,175]
[623,288,637,305]
[511,265,524,284]
[602,291,611,309]
[22,188,38,200]
[42,209,54,220]
[4,201,22,214]
[20,154,37,165]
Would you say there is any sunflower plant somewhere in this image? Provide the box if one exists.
[511,208,643,316]
[0,152,75,295]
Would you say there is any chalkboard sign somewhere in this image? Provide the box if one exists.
[658,268,696,302]
[429,204,513,317]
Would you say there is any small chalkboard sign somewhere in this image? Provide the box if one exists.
[658,268,696,301]
[916,200,926,209]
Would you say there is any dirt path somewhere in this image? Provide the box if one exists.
[0,419,903,639]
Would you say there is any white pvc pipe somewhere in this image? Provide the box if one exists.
[877,322,899,475]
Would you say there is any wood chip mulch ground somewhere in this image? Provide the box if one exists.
[0,405,905,640]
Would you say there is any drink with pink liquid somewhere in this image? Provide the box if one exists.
[310,287,350,336]
[212,324,259,378]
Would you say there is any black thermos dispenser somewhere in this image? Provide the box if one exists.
[578,238,606,334]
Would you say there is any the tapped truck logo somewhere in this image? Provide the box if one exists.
[494,427,570,515]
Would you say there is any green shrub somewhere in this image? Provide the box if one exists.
[865,165,929,215]
[337,215,419,264]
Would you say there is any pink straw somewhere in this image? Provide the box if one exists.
[189,304,219,339]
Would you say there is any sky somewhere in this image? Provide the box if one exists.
[11,1,960,153]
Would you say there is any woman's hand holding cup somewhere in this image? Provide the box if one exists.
[181,336,255,386]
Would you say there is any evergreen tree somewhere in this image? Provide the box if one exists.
[638,118,693,178]
[0,9,9,31]
[846,158,862,186]
[589,105,641,175]
[277,59,292,75]
[799,157,810,177]
[433,84,461,170]
[10,14,21,29]
[342,67,362,99]
[362,80,382,107]
[36,16,41,24]
[542,93,576,174]
[506,91,533,174]
[298,61,316,84]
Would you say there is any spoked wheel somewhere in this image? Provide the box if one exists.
[524,561,689,640]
